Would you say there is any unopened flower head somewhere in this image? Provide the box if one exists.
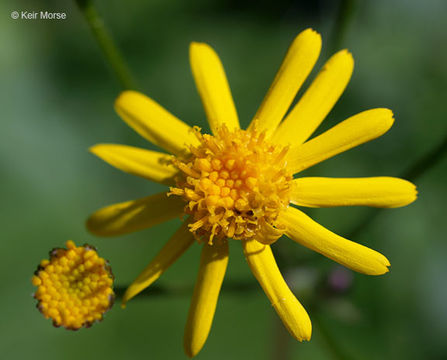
[32,240,114,330]
[87,28,417,357]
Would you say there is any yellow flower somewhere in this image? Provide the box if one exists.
[87,28,417,356]
[32,240,114,330]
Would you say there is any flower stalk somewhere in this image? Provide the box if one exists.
[330,0,357,52]
[74,0,136,90]
[348,130,447,240]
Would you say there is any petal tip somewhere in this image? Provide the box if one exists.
[413,186,419,201]
[409,181,418,199]
[190,41,212,55]
[114,90,145,114]
[88,143,104,156]
[189,41,201,51]
[300,27,321,39]
[374,256,391,275]
[121,290,133,308]
[365,108,395,135]
[115,89,136,104]
[399,181,418,206]
[290,28,322,53]
[338,48,353,56]
[183,348,195,358]
[288,312,312,342]
[184,338,203,358]
[85,216,100,236]
[300,333,312,342]
[337,49,354,65]
[85,213,114,237]
[371,250,391,275]
[298,322,312,342]
[88,144,99,154]
[381,108,395,125]
[379,265,391,276]
[385,109,395,132]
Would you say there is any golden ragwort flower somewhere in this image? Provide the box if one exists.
[87,28,417,356]
[32,240,114,330]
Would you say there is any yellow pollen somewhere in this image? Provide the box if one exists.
[169,126,292,243]
[32,240,114,330]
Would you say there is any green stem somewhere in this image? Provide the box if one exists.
[348,131,447,239]
[271,316,292,360]
[114,279,258,299]
[314,314,355,360]
[401,132,447,181]
[74,0,136,90]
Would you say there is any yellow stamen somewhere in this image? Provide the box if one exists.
[32,240,114,330]
[170,126,292,243]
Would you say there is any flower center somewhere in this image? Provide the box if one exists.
[32,240,114,330]
[170,126,292,244]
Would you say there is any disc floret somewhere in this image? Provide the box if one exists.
[170,126,292,243]
[32,240,114,330]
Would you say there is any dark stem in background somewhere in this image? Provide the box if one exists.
[348,131,447,239]
[272,316,292,360]
[330,0,357,52]
[314,314,355,360]
[114,279,258,299]
[74,0,137,90]
[400,132,447,181]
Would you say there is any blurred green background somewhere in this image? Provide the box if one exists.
[1,0,446,359]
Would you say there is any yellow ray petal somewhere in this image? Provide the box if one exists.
[190,42,240,134]
[115,90,199,156]
[90,144,178,185]
[282,207,390,275]
[86,192,184,236]
[122,222,195,305]
[287,108,394,174]
[291,177,417,208]
[273,50,354,145]
[184,241,229,358]
[242,239,312,341]
[248,29,322,136]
